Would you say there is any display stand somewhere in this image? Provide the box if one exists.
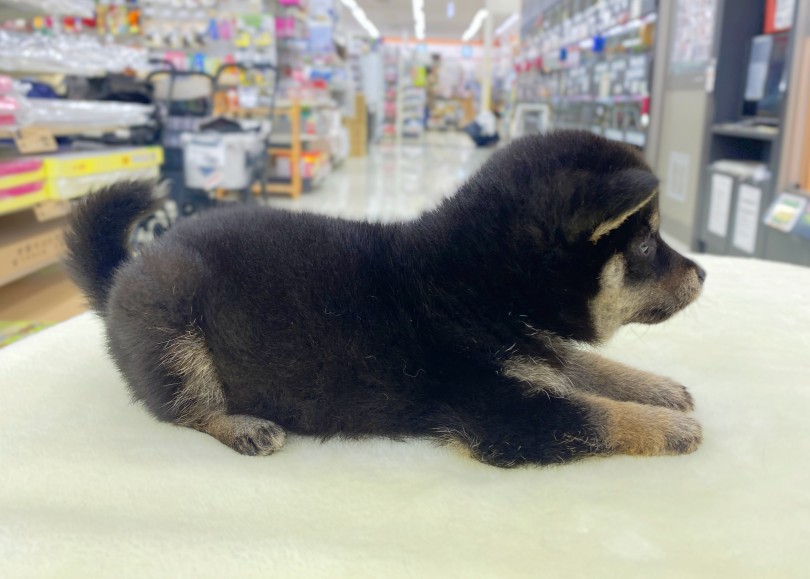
[264,100,303,198]
[692,0,808,264]
[514,0,658,153]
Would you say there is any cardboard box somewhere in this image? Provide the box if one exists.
[342,94,367,158]
[0,211,67,287]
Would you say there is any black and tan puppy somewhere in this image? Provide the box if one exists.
[66,131,705,467]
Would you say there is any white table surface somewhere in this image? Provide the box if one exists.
[1,254,809,578]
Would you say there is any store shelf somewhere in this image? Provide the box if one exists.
[268,134,324,146]
[0,0,94,19]
[275,99,336,110]
[711,124,780,141]
[0,191,48,217]
[0,124,134,140]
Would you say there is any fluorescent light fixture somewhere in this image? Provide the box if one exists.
[495,13,519,37]
[412,0,425,40]
[339,0,380,38]
[462,9,488,42]
[447,2,455,18]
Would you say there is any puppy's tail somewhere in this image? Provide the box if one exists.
[65,180,159,314]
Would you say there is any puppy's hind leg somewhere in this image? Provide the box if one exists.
[161,326,286,456]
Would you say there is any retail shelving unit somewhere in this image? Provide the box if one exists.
[382,45,400,138]
[515,0,658,152]
[689,0,810,265]
[265,100,303,198]
[400,86,426,138]
[0,3,163,290]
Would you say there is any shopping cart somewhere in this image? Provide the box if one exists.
[146,61,217,216]
[179,63,278,206]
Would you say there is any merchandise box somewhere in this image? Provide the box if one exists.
[0,211,67,287]
[0,158,45,191]
[0,157,47,215]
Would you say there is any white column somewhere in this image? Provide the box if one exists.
[480,11,494,113]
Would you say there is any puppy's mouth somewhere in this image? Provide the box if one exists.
[635,307,672,324]
[637,267,704,325]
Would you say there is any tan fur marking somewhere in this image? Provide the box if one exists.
[162,327,287,456]
[564,350,694,411]
[575,393,702,456]
[589,254,654,341]
[503,356,574,398]
[675,268,702,305]
[649,211,660,231]
[590,192,657,243]
[432,425,480,461]
[162,327,226,424]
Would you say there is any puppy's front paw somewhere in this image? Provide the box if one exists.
[648,377,695,412]
[590,397,703,457]
[662,414,702,455]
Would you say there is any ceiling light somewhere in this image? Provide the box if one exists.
[462,9,488,42]
[412,0,425,40]
[495,13,519,37]
[339,0,380,38]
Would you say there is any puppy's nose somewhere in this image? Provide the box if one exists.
[696,265,707,284]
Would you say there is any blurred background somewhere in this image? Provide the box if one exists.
[0,0,807,346]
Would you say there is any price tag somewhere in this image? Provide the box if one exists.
[14,127,58,154]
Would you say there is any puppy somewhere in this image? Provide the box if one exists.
[66,131,705,467]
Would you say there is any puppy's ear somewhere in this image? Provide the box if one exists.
[569,169,659,243]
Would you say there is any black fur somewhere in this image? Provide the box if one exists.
[65,180,158,312]
[67,131,702,467]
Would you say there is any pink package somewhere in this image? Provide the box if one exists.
[0,181,44,200]
[0,158,43,177]
[0,95,20,113]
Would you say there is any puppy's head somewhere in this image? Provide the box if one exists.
[546,138,705,342]
[456,131,705,343]
[586,193,705,342]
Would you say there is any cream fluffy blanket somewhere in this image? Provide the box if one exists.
[1,255,808,578]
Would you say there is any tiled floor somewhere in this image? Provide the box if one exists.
[264,132,491,222]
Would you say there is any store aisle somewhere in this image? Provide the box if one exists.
[265,132,490,222]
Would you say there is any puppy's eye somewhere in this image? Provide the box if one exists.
[639,240,655,257]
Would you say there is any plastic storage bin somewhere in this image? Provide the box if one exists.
[181,125,267,190]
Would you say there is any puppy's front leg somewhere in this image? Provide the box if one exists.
[562,350,694,411]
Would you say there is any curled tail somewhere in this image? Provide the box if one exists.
[65,180,159,314]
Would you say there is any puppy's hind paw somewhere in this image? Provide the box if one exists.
[203,414,287,456]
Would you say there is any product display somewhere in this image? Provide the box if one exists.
[516,0,657,148]
[0,31,149,75]
[0,0,94,18]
